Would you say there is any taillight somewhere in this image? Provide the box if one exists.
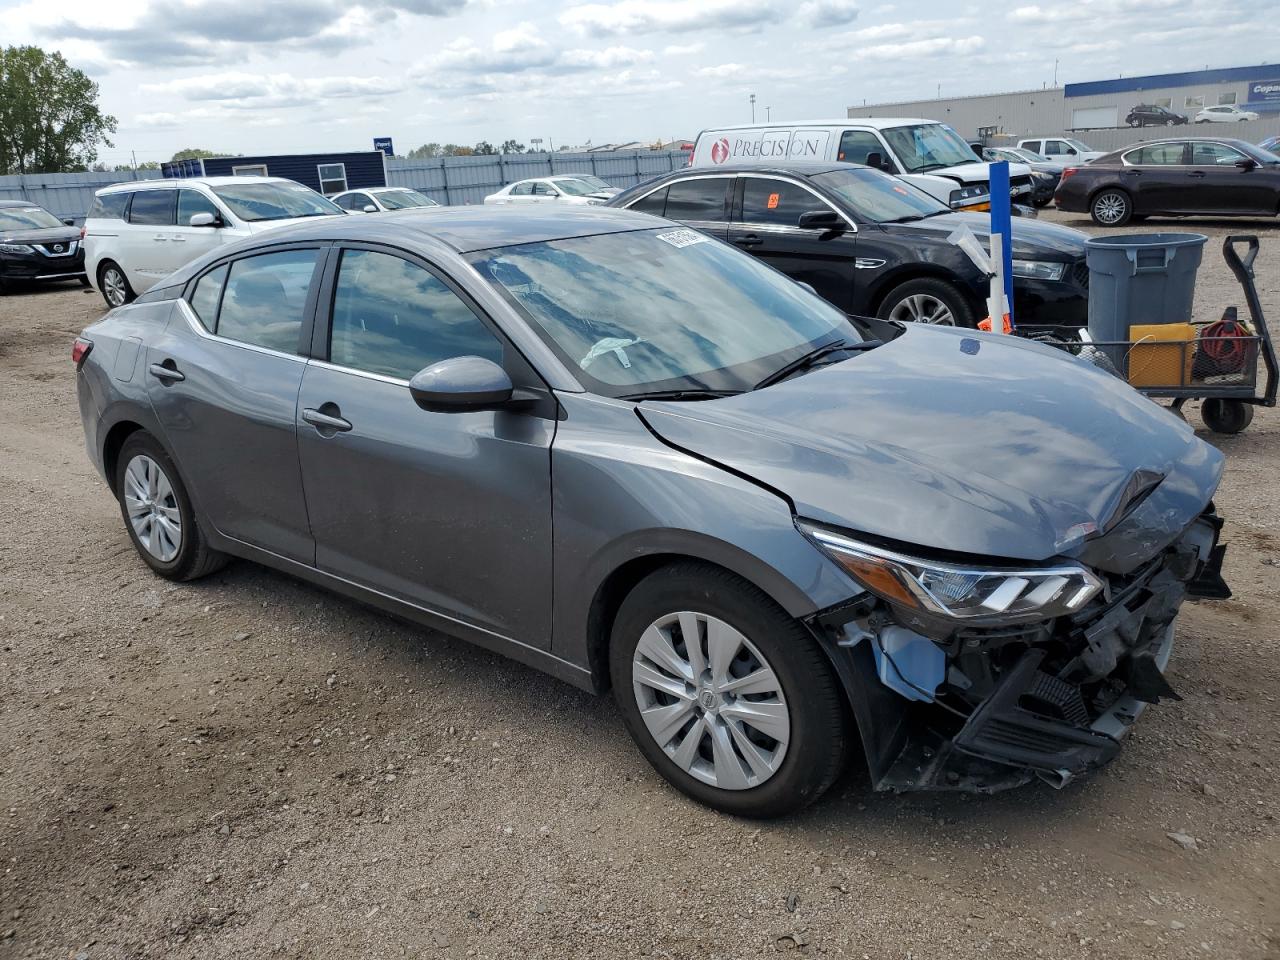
[1060,167,1078,182]
[72,337,93,368]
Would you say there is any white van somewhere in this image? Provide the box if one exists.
[84,177,344,308]
[690,118,1033,211]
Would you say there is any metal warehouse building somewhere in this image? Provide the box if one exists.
[160,151,388,195]
[847,64,1280,144]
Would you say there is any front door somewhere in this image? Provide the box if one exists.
[725,176,858,312]
[146,246,322,563]
[296,245,555,645]
[1186,141,1276,214]
[167,189,228,266]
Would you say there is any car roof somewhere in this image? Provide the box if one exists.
[0,199,50,209]
[97,176,296,194]
[653,161,855,178]
[701,118,936,132]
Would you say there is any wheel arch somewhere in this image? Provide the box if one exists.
[865,266,983,318]
[1087,182,1131,209]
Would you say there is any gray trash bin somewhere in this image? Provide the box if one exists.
[1085,233,1207,371]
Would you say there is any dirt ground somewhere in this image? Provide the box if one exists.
[1,212,1278,960]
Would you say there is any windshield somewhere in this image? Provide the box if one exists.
[1064,139,1094,153]
[471,228,858,396]
[810,168,948,222]
[211,181,342,222]
[0,206,62,231]
[376,189,439,209]
[881,123,981,173]
[1006,147,1043,162]
[575,176,612,190]
[553,179,596,196]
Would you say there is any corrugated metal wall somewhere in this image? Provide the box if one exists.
[0,150,689,220]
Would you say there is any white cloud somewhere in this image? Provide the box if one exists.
[560,0,787,36]
[662,42,706,55]
[798,0,859,27]
[140,72,404,109]
[859,35,986,60]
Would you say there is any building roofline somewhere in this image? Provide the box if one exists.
[847,88,1062,111]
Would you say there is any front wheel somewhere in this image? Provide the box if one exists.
[877,277,976,328]
[1091,189,1132,227]
[609,563,848,818]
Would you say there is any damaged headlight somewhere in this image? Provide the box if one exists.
[800,523,1104,623]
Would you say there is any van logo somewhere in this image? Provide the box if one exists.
[710,137,730,164]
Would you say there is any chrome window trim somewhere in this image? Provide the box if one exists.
[175,297,307,364]
[623,173,734,216]
[1120,140,1242,167]
[309,358,411,387]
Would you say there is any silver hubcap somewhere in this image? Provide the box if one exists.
[1095,193,1126,224]
[123,454,182,562]
[103,269,126,306]
[889,293,955,325]
[631,611,790,790]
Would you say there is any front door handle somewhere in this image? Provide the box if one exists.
[302,406,353,434]
[733,234,763,248]
[148,361,184,383]
[152,235,169,241]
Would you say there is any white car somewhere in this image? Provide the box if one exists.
[1016,137,1105,163]
[483,177,608,206]
[332,186,441,213]
[84,177,343,307]
[1195,105,1260,123]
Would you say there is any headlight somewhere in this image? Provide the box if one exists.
[0,243,33,254]
[1010,259,1066,281]
[800,523,1104,623]
[1031,171,1053,182]
[948,184,989,208]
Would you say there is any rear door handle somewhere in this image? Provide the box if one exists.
[1188,171,1206,178]
[148,361,184,383]
[733,234,762,248]
[302,406,353,433]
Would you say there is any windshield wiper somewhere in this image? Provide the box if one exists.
[882,214,925,224]
[618,389,742,402]
[913,162,949,172]
[753,339,882,390]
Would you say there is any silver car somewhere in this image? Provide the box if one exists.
[74,207,1229,817]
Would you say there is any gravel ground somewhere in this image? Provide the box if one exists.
[1,212,1278,960]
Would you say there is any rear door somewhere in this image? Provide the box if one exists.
[506,182,535,204]
[295,244,554,644]
[1120,142,1188,213]
[657,177,732,239]
[726,175,858,311]
[1186,141,1275,214]
[146,245,323,562]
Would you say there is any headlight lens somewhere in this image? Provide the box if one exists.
[800,523,1104,623]
[948,184,989,208]
[1010,259,1066,281]
[0,242,34,254]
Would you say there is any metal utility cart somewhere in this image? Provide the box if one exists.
[1045,236,1277,435]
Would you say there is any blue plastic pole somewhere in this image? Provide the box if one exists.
[989,160,1015,329]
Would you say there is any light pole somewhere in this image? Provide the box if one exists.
[766,106,771,122]
[749,93,756,123]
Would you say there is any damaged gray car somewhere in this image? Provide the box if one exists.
[74,207,1230,817]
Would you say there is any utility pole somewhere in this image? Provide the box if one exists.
[1053,58,1059,86]
[766,106,772,122]
[749,93,756,123]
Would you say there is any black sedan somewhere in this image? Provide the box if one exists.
[1054,138,1280,226]
[609,163,1090,329]
[0,200,87,294]
[1126,104,1189,127]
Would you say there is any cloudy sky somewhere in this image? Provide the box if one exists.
[3,0,1274,164]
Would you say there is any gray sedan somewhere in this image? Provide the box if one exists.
[74,207,1228,817]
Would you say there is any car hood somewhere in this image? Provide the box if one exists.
[936,161,1033,183]
[636,326,1223,573]
[0,225,80,245]
[890,212,1088,259]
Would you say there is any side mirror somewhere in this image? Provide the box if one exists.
[797,209,844,231]
[408,356,514,412]
[363,204,378,213]
[865,151,891,172]
[1236,157,1258,170]
[62,218,75,226]
[189,212,220,227]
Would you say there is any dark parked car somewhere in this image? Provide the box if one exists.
[981,146,1066,207]
[0,200,87,294]
[1055,137,1280,226]
[76,207,1229,817]
[1126,104,1189,127]
[1258,135,1280,153]
[609,163,1090,329]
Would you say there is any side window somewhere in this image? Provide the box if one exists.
[128,191,176,226]
[838,130,889,167]
[628,185,669,216]
[1191,142,1246,165]
[741,178,826,227]
[534,182,558,196]
[351,193,374,209]
[510,182,534,196]
[88,192,130,221]
[216,249,318,353]
[188,265,228,329]
[664,178,730,222]
[329,249,503,380]
[1127,143,1186,165]
[1043,140,1066,156]
[1023,140,1042,155]
[177,190,221,225]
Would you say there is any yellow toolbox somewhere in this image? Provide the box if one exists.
[1127,322,1196,388]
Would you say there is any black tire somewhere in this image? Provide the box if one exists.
[1090,188,1133,227]
[98,260,135,308]
[1201,399,1254,434]
[1031,195,1052,208]
[876,277,977,328]
[609,562,848,818]
[114,431,229,581]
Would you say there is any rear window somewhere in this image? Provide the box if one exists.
[128,191,176,226]
[88,192,130,221]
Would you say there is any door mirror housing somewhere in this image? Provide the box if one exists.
[408,356,514,412]
[363,204,378,213]
[797,209,844,231]
[1236,157,1258,170]
[864,151,891,172]
[189,212,220,227]
[62,218,76,226]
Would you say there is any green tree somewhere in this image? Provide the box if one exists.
[171,148,224,161]
[445,144,473,156]
[472,140,497,156]
[407,142,443,159]
[0,46,117,175]
[499,138,525,155]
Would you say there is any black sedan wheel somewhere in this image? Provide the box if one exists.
[1091,189,1133,227]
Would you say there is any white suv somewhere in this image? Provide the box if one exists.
[84,177,343,307]
[1195,104,1260,123]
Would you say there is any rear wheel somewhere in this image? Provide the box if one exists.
[1091,189,1132,227]
[609,562,847,818]
[877,277,976,328]
[98,261,134,308]
[115,432,228,581]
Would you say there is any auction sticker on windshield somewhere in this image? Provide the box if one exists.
[656,229,710,248]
